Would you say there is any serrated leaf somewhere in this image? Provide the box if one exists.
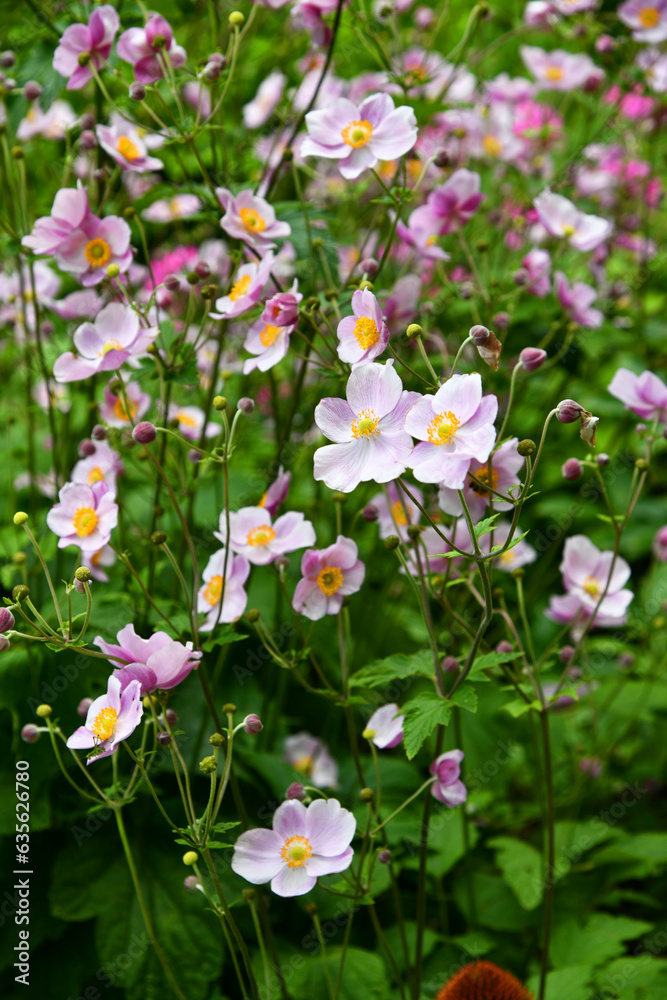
[489,529,530,555]
[550,913,653,968]
[488,836,543,910]
[467,650,524,682]
[474,514,500,538]
[449,686,478,713]
[201,626,245,651]
[402,691,452,759]
[349,649,435,689]
[289,947,389,1000]
[503,697,538,718]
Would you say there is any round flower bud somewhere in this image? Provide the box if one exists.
[384,535,400,550]
[78,439,96,458]
[245,608,261,623]
[557,399,583,424]
[360,258,379,278]
[35,704,52,718]
[143,694,158,709]
[156,731,171,746]
[163,273,181,292]
[77,697,94,718]
[222,702,237,715]
[595,453,610,467]
[200,283,218,300]
[133,421,157,444]
[208,52,226,66]
[13,585,29,602]
[407,524,422,541]
[362,728,375,740]
[493,312,510,331]
[0,51,15,68]
[358,279,373,291]
[332,491,347,504]
[0,608,15,633]
[635,458,649,471]
[433,148,450,169]
[559,646,575,663]
[406,323,423,338]
[79,129,97,150]
[11,146,24,159]
[21,723,41,743]
[129,82,146,101]
[182,851,199,866]
[203,60,223,81]
[77,51,91,66]
[519,347,547,373]
[106,264,120,279]
[151,530,167,546]
[92,424,107,441]
[243,714,263,735]
[470,324,490,345]
[74,566,92,583]
[0,636,9,652]
[12,552,26,566]
[242,887,256,902]
[282,148,294,163]
[194,261,211,279]
[199,755,218,774]
[238,397,255,415]
[184,874,201,892]
[378,849,392,865]
[286,782,306,801]
[213,396,227,411]
[562,458,583,481]
[596,34,616,53]
[362,504,379,522]
[165,709,178,726]
[80,112,95,130]
[24,80,42,101]
[306,903,318,916]
[476,239,489,253]
[274,556,290,571]
[360,787,374,802]
[517,439,536,457]
[13,512,28,525]
[513,267,529,286]
[441,656,459,673]
[188,449,202,465]
[495,641,513,654]
[229,10,245,26]
[186,271,200,286]
[209,732,225,747]
[92,167,109,183]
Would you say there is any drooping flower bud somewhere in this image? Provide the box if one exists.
[163,273,181,292]
[556,399,583,424]
[362,504,379,522]
[133,421,157,444]
[21,724,40,743]
[238,397,255,415]
[24,81,42,101]
[519,347,547,373]
[78,438,96,458]
[243,714,263,735]
[0,608,15,633]
[562,458,583,480]
[184,874,201,892]
[286,782,306,801]
[495,641,513,654]
[129,82,146,101]
[470,324,490,345]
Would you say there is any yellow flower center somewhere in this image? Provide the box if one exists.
[116,136,140,161]
[203,575,223,606]
[84,238,112,268]
[113,396,136,421]
[293,754,313,775]
[469,466,499,497]
[582,575,600,596]
[317,566,344,596]
[229,274,252,301]
[247,525,276,547]
[427,410,461,445]
[72,506,98,537]
[87,466,105,486]
[177,411,198,428]
[260,324,281,347]
[351,408,380,439]
[90,705,118,742]
[100,339,123,356]
[353,316,379,350]
[391,499,410,526]
[562,224,576,238]
[342,119,373,148]
[483,135,502,157]
[639,6,660,27]
[545,66,564,81]
[280,835,313,868]
[239,206,267,232]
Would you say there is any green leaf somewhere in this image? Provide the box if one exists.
[488,836,544,910]
[449,685,478,713]
[201,626,245,651]
[550,913,653,968]
[473,514,500,538]
[159,319,176,350]
[526,965,594,1000]
[349,649,434,689]
[467,650,524,682]
[402,691,452,759]
[489,529,530,555]
[503,697,538,718]
[289,947,389,1000]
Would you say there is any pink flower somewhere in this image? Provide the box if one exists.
[363,703,404,749]
[521,248,552,297]
[243,71,287,129]
[652,525,667,561]
[313,361,419,493]
[80,545,116,583]
[71,440,122,494]
[545,535,633,628]
[95,624,202,694]
[336,289,389,365]
[56,213,133,286]
[430,750,467,806]
[117,15,187,84]
[198,551,250,631]
[258,467,291,517]
[555,271,603,328]
[142,194,202,223]
[520,46,603,92]
[428,169,485,232]
[211,253,275,319]
[231,798,355,897]
[100,380,151,428]
[396,204,450,262]
[437,437,523,521]
[292,535,365,620]
[302,93,418,180]
[16,100,76,141]
[491,522,537,573]
[217,188,290,251]
[619,0,667,43]
[53,303,158,382]
[368,480,423,540]
[67,675,142,763]
[284,733,338,787]
[96,114,164,172]
[22,187,91,256]
[215,507,316,566]
[243,286,302,374]
[382,275,422,334]
[608,368,667,422]
[534,190,612,251]
[262,287,302,328]
[405,373,498,488]
[47,481,118,552]
[53,4,120,91]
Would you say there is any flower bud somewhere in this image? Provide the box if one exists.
[519,347,547,373]
[184,874,201,892]
[306,903,318,916]
[433,148,450,169]
[200,283,218,300]
[13,552,26,565]
[513,267,529,286]
[106,264,120,279]
[245,608,261,623]
[0,636,9,652]
[286,782,306,800]
[242,888,256,902]
[358,279,373,291]
[495,641,513,654]
[595,453,610,467]
[129,82,146,101]
[492,312,510,331]
[407,524,422,540]
[186,271,200,286]
[580,412,599,447]
[332,491,347,504]
[406,323,423,338]
[77,697,94,717]
[618,652,634,668]
[79,129,97,150]
[92,167,109,184]
[0,608,15,633]
[362,504,379,522]
[517,439,536,457]
[360,787,374,802]
[133,421,157,444]
[213,395,227,411]
[384,535,400,550]
[35,704,52,718]
[562,458,583,481]
[557,399,583,424]
[194,260,211,280]
[208,51,226,66]
[24,80,42,101]
[222,702,237,715]
[238,397,255,415]
[21,723,41,743]
[470,324,490,345]
[0,51,15,68]
[13,512,28,526]
[13,585,29,602]
[163,273,181,292]
[243,713,263,735]
[165,709,178,726]
[203,60,223,81]
[78,438,96,458]
[92,424,107,440]
[274,555,290,571]
[360,258,379,278]
[229,10,245,26]
[378,849,392,864]
[151,530,167,546]
[441,656,458,673]
[199,755,218,774]
[157,731,171,746]
[182,851,198,866]
[77,51,91,66]
[74,567,92,583]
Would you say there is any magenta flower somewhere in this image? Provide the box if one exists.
[608,368,667,422]
[430,750,467,806]
[56,214,133,286]
[314,361,419,493]
[534,190,612,251]
[67,675,142,764]
[197,551,250,631]
[215,506,316,566]
[142,194,203,223]
[404,373,498,489]
[520,46,603,92]
[428,169,485,232]
[284,733,338,787]
[292,535,365,621]
[217,188,291,251]
[96,114,164,173]
[211,253,275,320]
[22,187,91,256]
[555,271,603,328]
[53,4,120,91]
[396,205,450,261]
[302,93,418,180]
[368,480,423,540]
[545,535,633,628]
[258,466,291,517]
[117,15,187,84]
[336,289,389,365]
[437,437,523,521]
[95,624,202,695]
[363,703,404,749]
[521,248,551,297]
[71,440,122,494]
[231,798,355,897]
[53,304,158,382]
[619,0,667,43]
[46,481,118,552]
